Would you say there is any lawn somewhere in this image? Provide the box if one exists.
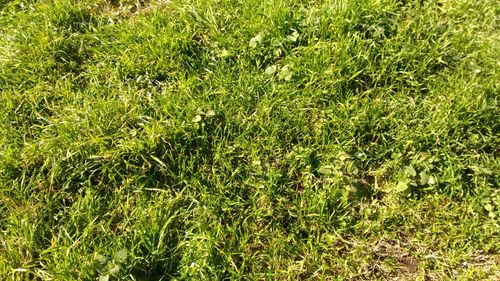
[0,0,499,280]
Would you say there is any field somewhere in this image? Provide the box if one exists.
[0,0,499,280]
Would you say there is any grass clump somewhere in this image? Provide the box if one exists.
[1,0,499,280]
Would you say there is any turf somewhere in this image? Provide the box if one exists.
[0,0,499,280]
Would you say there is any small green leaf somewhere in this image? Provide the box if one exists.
[219,49,229,57]
[252,160,261,166]
[278,65,293,81]
[346,163,359,175]
[191,115,202,123]
[287,30,299,42]
[206,110,216,117]
[469,165,493,175]
[484,203,494,212]
[339,153,351,162]
[273,48,282,57]
[109,264,120,275]
[394,181,409,192]
[419,171,429,185]
[484,203,496,218]
[271,38,281,47]
[113,248,128,263]
[428,176,436,185]
[406,165,416,177]
[99,275,110,281]
[96,255,107,266]
[319,165,334,175]
[265,65,277,75]
[249,34,262,48]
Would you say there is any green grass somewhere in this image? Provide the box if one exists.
[0,0,499,280]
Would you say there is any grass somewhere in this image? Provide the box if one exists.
[0,0,499,280]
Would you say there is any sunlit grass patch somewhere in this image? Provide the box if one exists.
[0,0,498,280]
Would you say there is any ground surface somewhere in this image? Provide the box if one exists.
[0,0,499,280]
